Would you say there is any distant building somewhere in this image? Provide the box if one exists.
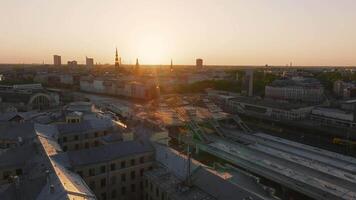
[86,57,94,68]
[67,60,78,68]
[226,96,314,121]
[333,80,356,99]
[265,77,324,103]
[196,58,203,69]
[53,55,61,66]
[0,84,59,111]
[311,107,356,128]
[242,69,254,97]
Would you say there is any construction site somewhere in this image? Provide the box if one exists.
[135,94,356,200]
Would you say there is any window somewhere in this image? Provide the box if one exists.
[111,190,117,199]
[94,140,99,147]
[94,132,99,137]
[77,171,83,177]
[63,137,67,142]
[100,178,106,188]
[130,171,136,180]
[140,156,144,163]
[110,176,116,185]
[156,187,159,197]
[89,168,95,176]
[3,171,11,179]
[85,142,89,148]
[74,135,79,140]
[63,146,68,152]
[110,163,116,171]
[100,165,106,173]
[121,161,126,168]
[131,184,136,192]
[145,180,148,188]
[140,169,144,177]
[15,168,23,176]
[121,174,126,182]
[101,192,107,200]
[75,144,79,150]
[131,159,135,166]
[89,181,95,190]
[121,186,126,195]
[140,181,143,190]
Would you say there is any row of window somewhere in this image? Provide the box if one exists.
[62,140,100,151]
[60,131,108,143]
[144,179,167,200]
[1,168,23,180]
[93,182,145,200]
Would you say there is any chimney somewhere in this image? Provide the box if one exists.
[50,184,55,194]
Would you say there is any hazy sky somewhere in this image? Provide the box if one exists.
[1,0,356,66]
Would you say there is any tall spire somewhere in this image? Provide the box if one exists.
[170,59,173,72]
[115,47,120,71]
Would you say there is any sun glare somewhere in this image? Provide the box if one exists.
[137,35,168,65]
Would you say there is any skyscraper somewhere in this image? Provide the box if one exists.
[53,55,61,66]
[196,58,203,69]
[86,57,94,68]
[115,48,120,71]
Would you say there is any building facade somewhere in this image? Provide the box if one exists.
[53,55,61,66]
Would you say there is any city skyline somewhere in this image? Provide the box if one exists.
[1,0,356,66]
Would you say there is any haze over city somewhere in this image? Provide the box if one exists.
[1,0,356,66]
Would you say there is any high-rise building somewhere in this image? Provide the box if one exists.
[196,58,203,69]
[86,57,94,68]
[115,48,120,71]
[53,55,61,66]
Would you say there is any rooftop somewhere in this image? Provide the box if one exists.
[67,140,154,167]
[230,96,312,110]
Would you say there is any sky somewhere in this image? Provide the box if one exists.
[0,0,356,66]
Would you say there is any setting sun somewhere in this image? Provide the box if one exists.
[136,34,168,65]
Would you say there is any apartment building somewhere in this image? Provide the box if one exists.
[67,140,154,200]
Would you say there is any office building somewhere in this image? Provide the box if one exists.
[53,55,61,66]
[265,77,324,103]
[196,58,203,69]
[86,57,94,68]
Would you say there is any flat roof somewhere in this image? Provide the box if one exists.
[230,96,312,110]
[67,140,154,167]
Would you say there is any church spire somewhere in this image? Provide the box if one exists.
[170,59,173,72]
[115,47,120,71]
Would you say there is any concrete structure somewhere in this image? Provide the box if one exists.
[67,140,154,200]
[333,80,356,98]
[0,84,59,111]
[145,144,279,200]
[265,77,324,103]
[311,107,356,128]
[190,130,356,200]
[86,57,94,68]
[80,77,159,100]
[196,58,203,69]
[53,55,61,66]
[226,96,314,120]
